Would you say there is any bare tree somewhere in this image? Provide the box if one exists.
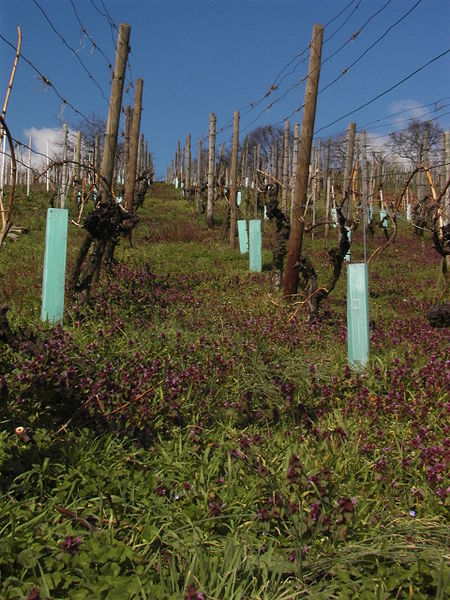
[389,119,443,166]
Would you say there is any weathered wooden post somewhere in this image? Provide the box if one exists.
[60,123,68,208]
[124,77,143,213]
[342,122,356,225]
[229,111,240,248]
[445,131,450,222]
[26,132,31,197]
[282,120,290,213]
[283,24,324,298]
[290,123,299,218]
[46,140,50,192]
[99,22,130,201]
[124,105,132,173]
[186,133,191,196]
[75,130,81,182]
[196,139,202,213]
[206,112,216,227]
[94,134,101,187]
[361,130,369,258]
[324,175,331,246]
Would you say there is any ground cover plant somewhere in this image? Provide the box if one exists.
[0,183,448,599]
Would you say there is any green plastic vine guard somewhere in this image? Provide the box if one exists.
[249,219,262,272]
[347,263,370,371]
[237,219,248,254]
[41,208,68,324]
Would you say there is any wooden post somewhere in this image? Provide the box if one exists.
[138,134,144,175]
[445,131,450,223]
[26,132,32,197]
[361,130,369,262]
[124,105,132,173]
[317,138,322,199]
[94,134,101,183]
[176,140,181,182]
[241,135,248,184]
[229,110,240,248]
[196,139,202,213]
[273,139,279,181]
[99,22,130,202]
[283,23,323,298]
[291,123,299,218]
[60,123,68,208]
[75,130,81,182]
[342,122,356,225]
[324,176,331,246]
[206,112,216,227]
[282,120,290,213]
[124,77,143,212]
[185,133,191,195]
[254,144,260,218]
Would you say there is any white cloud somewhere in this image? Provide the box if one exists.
[18,126,79,171]
[388,99,430,125]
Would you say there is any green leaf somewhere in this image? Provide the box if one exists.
[18,548,39,569]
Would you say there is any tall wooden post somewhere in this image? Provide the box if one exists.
[240,135,248,183]
[291,123,299,217]
[138,134,144,176]
[206,113,216,227]
[176,140,181,182]
[75,130,81,182]
[100,22,130,201]
[254,144,260,218]
[46,139,50,192]
[324,175,331,246]
[273,139,279,181]
[124,77,143,212]
[342,122,356,224]
[196,139,202,213]
[283,24,323,298]
[94,134,101,182]
[60,123,68,208]
[444,131,450,222]
[229,110,240,248]
[26,132,32,197]
[361,131,369,262]
[282,120,290,213]
[186,133,191,195]
[124,105,132,173]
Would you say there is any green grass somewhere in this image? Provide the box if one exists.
[0,183,448,599]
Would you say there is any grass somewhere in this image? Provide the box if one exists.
[0,182,448,599]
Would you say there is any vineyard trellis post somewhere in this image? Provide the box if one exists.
[99,22,130,200]
[282,120,290,213]
[283,23,324,298]
[229,110,240,248]
[342,122,356,225]
[71,22,130,298]
[196,139,202,213]
[26,132,31,197]
[290,122,299,217]
[206,112,216,227]
[361,130,369,263]
[60,123,68,208]
[124,77,143,213]
[124,105,132,174]
[445,131,450,222]
[186,133,191,196]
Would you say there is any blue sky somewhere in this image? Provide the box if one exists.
[1,0,449,179]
